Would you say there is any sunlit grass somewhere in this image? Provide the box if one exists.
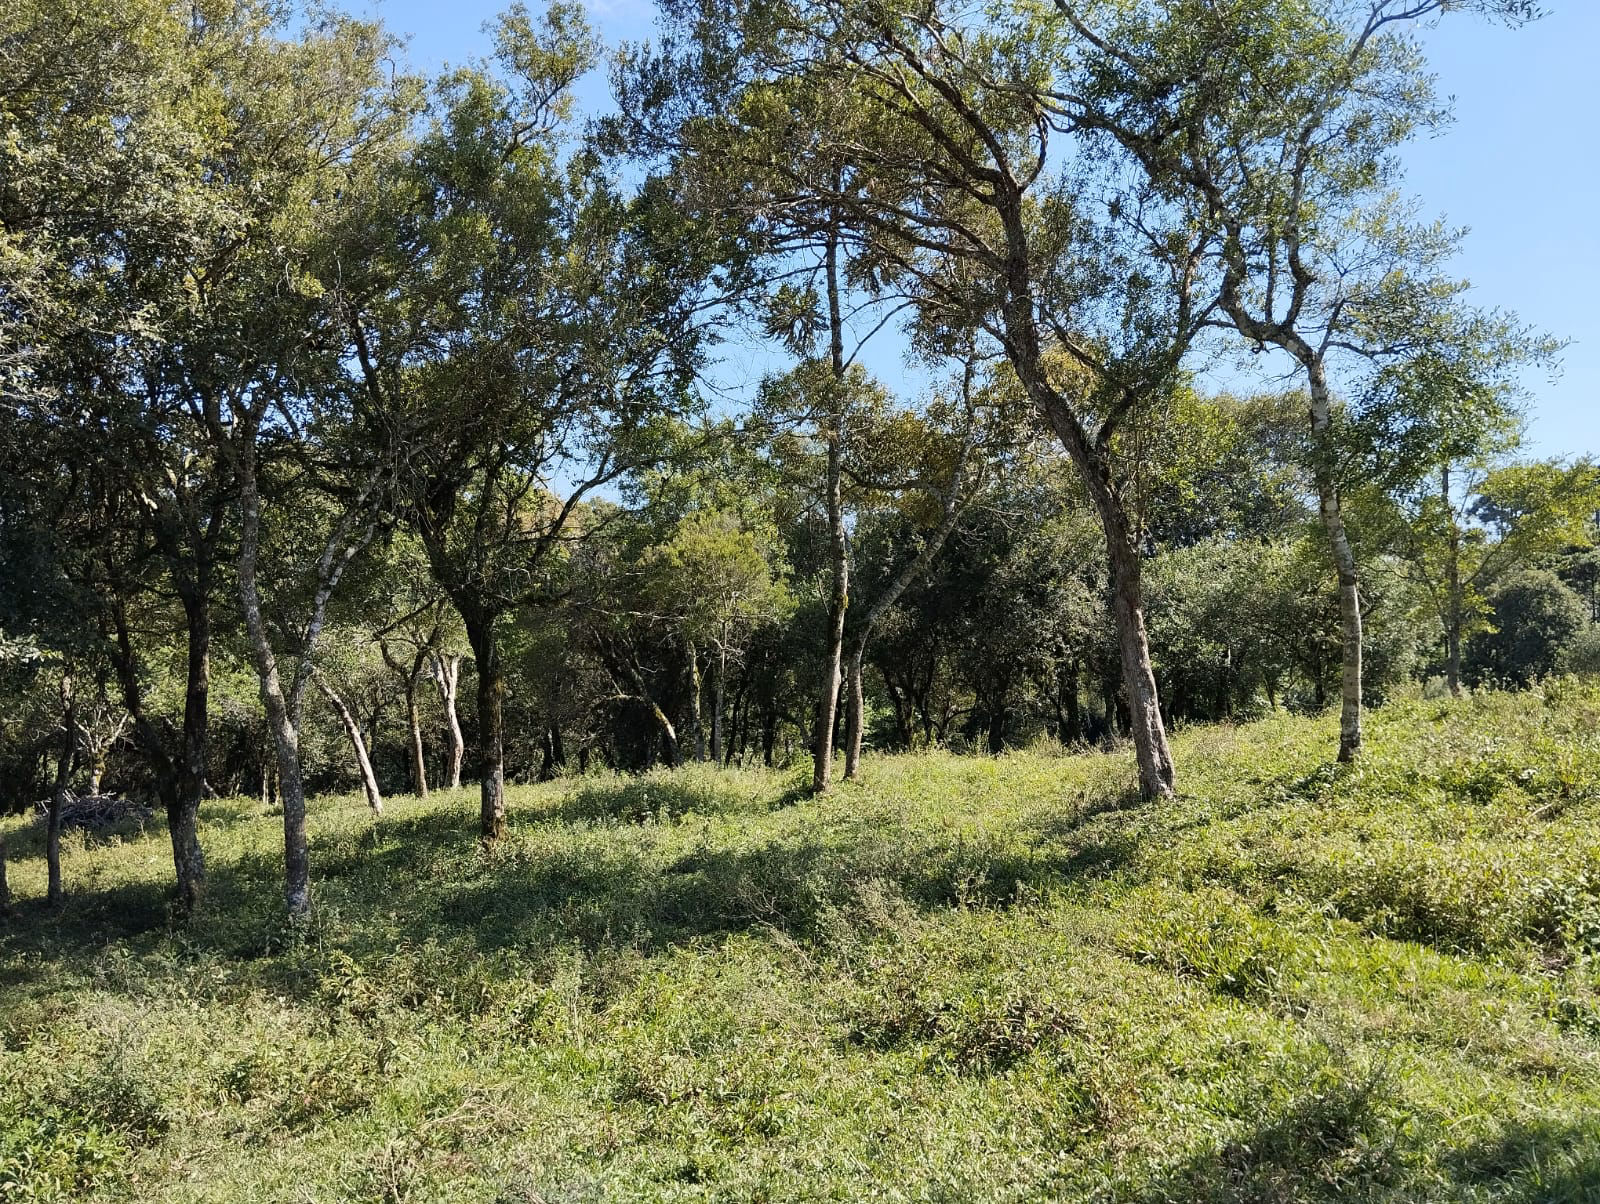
[3,687,1599,1201]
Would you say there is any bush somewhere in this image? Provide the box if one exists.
[1466,570,1588,688]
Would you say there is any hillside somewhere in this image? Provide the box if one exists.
[3,690,1600,1202]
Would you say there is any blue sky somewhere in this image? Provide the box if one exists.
[368,0,1598,458]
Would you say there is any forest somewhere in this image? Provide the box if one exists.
[3,0,1594,919]
[3,1,1600,1198]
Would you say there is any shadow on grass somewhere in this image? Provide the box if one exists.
[2,768,1141,1003]
[1441,1118,1600,1204]
[1132,1070,1397,1203]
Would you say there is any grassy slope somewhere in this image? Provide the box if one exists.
[3,689,1600,1202]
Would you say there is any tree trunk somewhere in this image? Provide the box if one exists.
[465,616,507,843]
[0,836,10,918]
[711,644,727,766]
[987,694,1007,755]
[47,673,75,906]
[1306,359,1363,761]
[1004,255,1174,797]
[1443,464,1464,697]
[843,643,866,779]
[405,682,428,798]
[1078,449,1174,799]
[813,221,849,795]
[688,641,705,762]
[430,653,465,789]
[383,640,430,797]
[238,461,312,920]
[1063,659,1082,744]
[167,591,212,915]
[313,672,383,817]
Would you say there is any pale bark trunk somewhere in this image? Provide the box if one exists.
[813,221,849,795]
[1306,360,1362,761]
[430,653,465,788]
[238,458,312,920]
[0,837,9,917]
[1033,385,1175,798]
[406,685,428,798]
[688,641,705,762]
[313,672,383,817]
[382,641,429,797]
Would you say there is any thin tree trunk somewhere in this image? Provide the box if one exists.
[171,592,211,914]
[312,671,383,817]
[688,641,705,762]
[843,644,866,779]
[406,683,428,797]
[0,836,10,917]
[711,643,726,765]
[382,641,430,797]
[1063,659,1082,743]
[238,458,312,920]
[430,653,465,788]
[814,220,849,795]
[1442,464,1464,697]
[47,673,75,906]
[1305,359,1363,761]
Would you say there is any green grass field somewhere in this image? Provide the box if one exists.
[4,688,1600,1202]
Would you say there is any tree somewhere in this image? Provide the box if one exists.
[636,0,1258,797]
[1057,0,1542,761]
[646,511,793,764]
[337,7,718,838]
[1467,570,1588,689]
[1391,452,1600,694]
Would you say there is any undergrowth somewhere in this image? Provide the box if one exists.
[3,686,1599,1201]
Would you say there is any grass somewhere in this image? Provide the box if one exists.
[3,686,1600,1202]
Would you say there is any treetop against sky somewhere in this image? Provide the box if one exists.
[367,0,1600,457]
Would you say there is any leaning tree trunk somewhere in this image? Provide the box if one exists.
[813,221,850,795]
[312,672,384,817]
[1034,386,1175,800]
[431,652,465,789]
[1306,359,1363,761]
[238,459,313,920]
[464,614,507,842]
[997,217,1174,799]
